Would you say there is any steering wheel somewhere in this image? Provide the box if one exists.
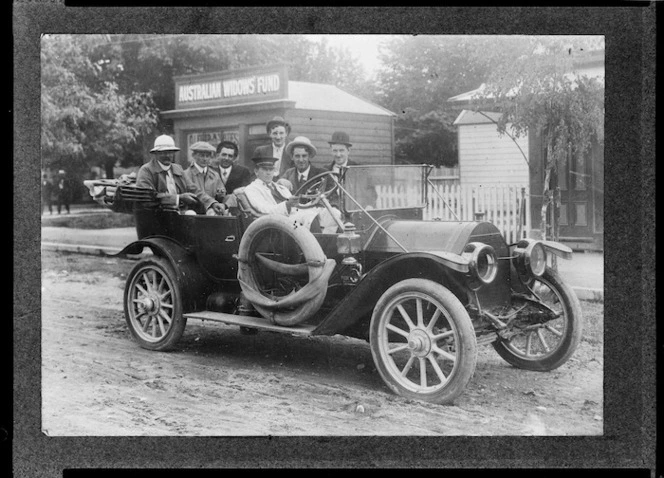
[293,171,340,209]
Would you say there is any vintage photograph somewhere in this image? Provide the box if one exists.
[39,33,606,437]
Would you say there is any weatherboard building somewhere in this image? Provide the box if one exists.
[161,64,396,169]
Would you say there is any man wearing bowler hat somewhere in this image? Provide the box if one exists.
[136,134,225,215]
[252,116,293,178]
[183,141,228,215]
[327,131,358,174]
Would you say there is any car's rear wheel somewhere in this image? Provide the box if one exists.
[492,267,583,371]
[124,257,186,351]
[370,279,477,405]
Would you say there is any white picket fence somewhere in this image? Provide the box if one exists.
[374,182,530,244]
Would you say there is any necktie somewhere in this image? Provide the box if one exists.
[299,174,306,185]
[222,169,229,182]
[165,170,177,195]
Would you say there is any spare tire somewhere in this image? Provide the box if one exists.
[237,215,336,326]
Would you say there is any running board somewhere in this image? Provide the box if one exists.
[183,310,316,335]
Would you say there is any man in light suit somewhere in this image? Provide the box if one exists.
[243,155,299,216]
[136,135,225,215]
[251,116,293,178]
[212,141,252,194]
[183,141,228,215]
[281,136,327,193]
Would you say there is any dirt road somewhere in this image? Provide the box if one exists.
[41,250,603,436]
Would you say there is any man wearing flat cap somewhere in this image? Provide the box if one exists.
[136,134,225,215]
[327,131,358,174]
[183,141,228,215]
[281,136,326,193]
[252,116,293,179]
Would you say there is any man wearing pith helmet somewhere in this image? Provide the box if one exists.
[136,134,225,215]
[252,116,293,178]
[183,141,228,215]
[327,131,358,174]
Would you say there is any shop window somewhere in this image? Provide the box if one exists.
[249,124,267,136]
[574,203,587,226]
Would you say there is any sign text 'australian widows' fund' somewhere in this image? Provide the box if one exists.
[178,74,281,103]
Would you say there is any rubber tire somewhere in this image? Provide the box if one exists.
[492,267,583,371]
[369,278,477,405]
[124,256,186,351]
[237,214,328,326]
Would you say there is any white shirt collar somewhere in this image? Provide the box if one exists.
[194,163,207,174]
[157,161,171,172]
[297,166,311,179]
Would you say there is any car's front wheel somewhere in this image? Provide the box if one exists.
[369,279,477,405]
[124,257,186,351]
[492,267,583,371]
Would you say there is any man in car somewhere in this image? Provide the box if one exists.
[183,141,228,215]
[136,134,225,215]
[327,131,358,174]
[244,145,342,234]
[252,116,293,179]
[211,140,252,194]
[281,136,326,193]
[243,153,299,216]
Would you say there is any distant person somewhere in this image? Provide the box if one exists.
[281,136,326,192]
[183,141,228,215]
[42,173,54,215]
[252,116,293,179]
[212,140,252,194]
[327,131,358,174]
[136,134,224,215]
[55,169,73,214]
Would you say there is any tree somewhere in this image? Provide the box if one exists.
[41,35,159,179]
[372,35,529,166]
[473,37,605,241]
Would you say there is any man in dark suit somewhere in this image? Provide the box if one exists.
[252,116,293,178]
[212,141,252,194]
[326,131,358,173]
[282,136,326,193]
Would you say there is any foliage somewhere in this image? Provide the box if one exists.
[41,35,159,178]
[471,36,605,240]
[373,35,532,166]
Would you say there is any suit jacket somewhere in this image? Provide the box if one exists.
[212,164,252,194]
[136,158,217,211]
[281,165,327,193]
[326,159,358,172]
[184,165,226,210]
[253,144,293,177]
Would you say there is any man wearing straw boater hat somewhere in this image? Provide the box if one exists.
[281,136,326,193]
[136,134,225,214]
[252,116,293,179]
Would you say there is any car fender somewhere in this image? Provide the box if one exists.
[117,236,212,312]
[312,252,469,338]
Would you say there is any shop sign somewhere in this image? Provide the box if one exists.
[176,67,286,107]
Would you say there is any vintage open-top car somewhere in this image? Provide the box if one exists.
[89,164,583,405]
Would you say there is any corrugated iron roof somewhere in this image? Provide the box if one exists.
[288,81,395,116]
